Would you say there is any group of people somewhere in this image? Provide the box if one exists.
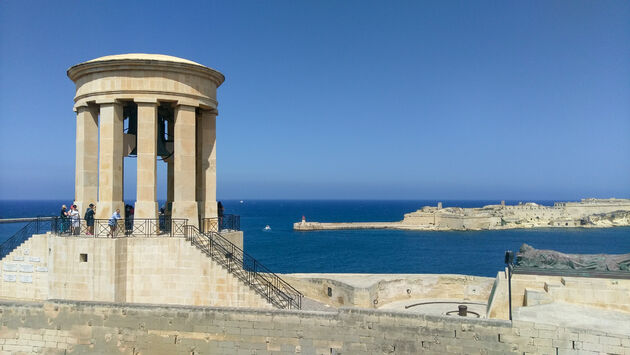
[59,203,121,237]
[59,204,96,235]
[58,201,224,237]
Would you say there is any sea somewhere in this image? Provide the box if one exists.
[1,199,629,278]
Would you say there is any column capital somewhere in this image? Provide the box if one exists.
[96,99,123,106]
[175,99,200,109]
[200,108,218,116]
[134,97,159,104]
[175,103,197,111]
[76,105,90,113]
[76,103,98,112]
[74,103,89,112]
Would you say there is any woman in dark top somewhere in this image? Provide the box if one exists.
[59,205,68,234]
[84,203,95,235]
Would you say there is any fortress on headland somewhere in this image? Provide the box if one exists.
[1,55,629,354]
[294,198,630,231]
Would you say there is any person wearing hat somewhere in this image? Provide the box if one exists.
[69,205,81,235]
[84,203,96,235]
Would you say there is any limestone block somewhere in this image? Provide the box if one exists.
[524,288,553,306]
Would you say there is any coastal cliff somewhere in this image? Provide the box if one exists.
[294,198,630,231]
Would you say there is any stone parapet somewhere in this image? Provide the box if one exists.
[1,299,629,354]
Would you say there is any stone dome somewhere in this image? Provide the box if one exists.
[85,53,203,66]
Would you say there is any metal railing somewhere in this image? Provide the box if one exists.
[52,217,187,238]
[2,214,301,310]
[185,225,302,309]
[201,214,240,233]
[0,217,55,259]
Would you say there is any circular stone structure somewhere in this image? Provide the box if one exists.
[67,54,225,227]
[67,53,224,109]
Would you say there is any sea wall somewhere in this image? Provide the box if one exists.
[0,233,270,309]
[1,300,629,354]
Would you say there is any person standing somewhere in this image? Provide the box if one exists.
[84,204,95,235]
[217,201,224,231]
[108,209,122,237]
[59,205,68,234]
[69,205,80,235]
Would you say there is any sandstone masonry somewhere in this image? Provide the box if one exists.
[1,300,629,355]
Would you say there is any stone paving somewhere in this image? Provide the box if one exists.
[514,302,630,336]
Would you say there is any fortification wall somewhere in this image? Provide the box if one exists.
[1,300,629,354]
[401,212,434,226]
[0,234,271,309]
[283,274,494,309]
[397,199,630,231]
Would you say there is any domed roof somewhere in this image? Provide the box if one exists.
[85,53,203,66]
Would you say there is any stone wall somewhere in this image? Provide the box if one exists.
[1,234,270,309]
[283,274,494,309]
[0,234,49,301]
[1,300,629,354]
[487,271,630,320]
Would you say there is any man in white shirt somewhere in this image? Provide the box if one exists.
[69,205,80,235]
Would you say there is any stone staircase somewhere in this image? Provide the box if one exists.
[185,225,303,309]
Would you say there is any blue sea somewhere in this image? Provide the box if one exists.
[1,200,629,277]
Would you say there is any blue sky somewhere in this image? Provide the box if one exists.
[0,0,628,200]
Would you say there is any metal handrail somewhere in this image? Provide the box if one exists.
[51,217,187,238]
[2,214,302,310]
[185,225,303,309]
[0,217,56,224]
[0,217,54,259]
[201,214,240,232]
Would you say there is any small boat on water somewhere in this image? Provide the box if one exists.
[263,225,271,231]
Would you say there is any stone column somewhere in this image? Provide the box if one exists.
[171,104,199,227]
[74,104,99,215]
[166,117,174,215]
[200,110,218,222]
[196,112,203,220]
[96,101,124,220]
[134,100,158,219]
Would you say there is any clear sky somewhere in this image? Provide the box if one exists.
[0,0,628,201]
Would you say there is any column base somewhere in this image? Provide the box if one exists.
[204,201,218,219]
[199,201,219,233]
[172,201,199,228]
[95,200,125,220]
[197,201,205,221]
[134,201,158,220]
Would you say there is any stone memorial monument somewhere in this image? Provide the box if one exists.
[67,54,225,227]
